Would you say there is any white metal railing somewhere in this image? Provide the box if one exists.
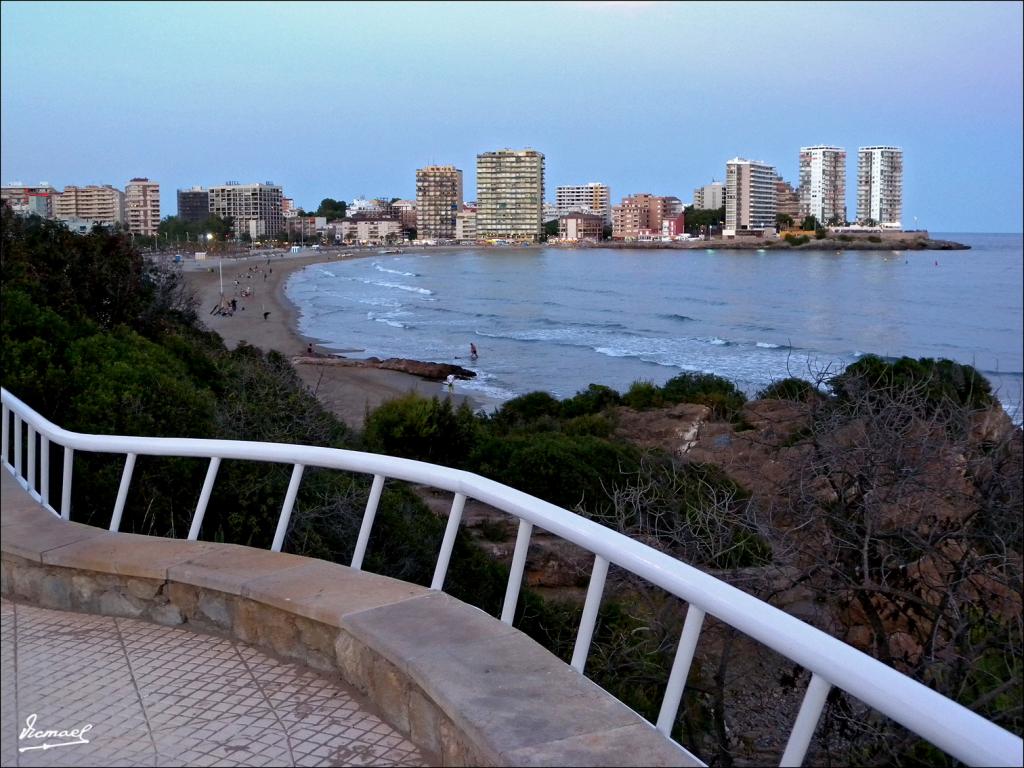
[1,387,1021,767]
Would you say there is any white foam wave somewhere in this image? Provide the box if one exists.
[756,341,783,349]
[366,311,407,329]
[357,278,433,296]
[374,262,419,277]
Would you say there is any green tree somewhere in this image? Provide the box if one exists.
[315,198,347,219]
[776,213,794,228]
[800,215,818,231]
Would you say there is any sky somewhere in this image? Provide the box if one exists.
[1,1,1022,232]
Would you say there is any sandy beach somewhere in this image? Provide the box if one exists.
[180,248,476,430]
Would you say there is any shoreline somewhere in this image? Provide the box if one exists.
[179,248,482,431]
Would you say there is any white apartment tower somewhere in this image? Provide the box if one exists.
[555,183,611,224]
[476,149,545,242]
[416,166,463,240]
[125,178,161,236]
[724,158,776,232]
[692,181,725,210]
[208,182,284,239]
[857,146,903,227]
[799,146,846,225]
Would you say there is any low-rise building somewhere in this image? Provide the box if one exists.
[1,182,59,218]
[285,216,327,240]
[455,210,477,242]
[662,211,687,238]
[334,217,403,245]
[611,193,669,240]
[558,212,603,241]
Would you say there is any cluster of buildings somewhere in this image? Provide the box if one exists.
[2,144,903,246]
[721,145,904,237]
[1,178,160,236]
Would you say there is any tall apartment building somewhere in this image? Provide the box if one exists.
[724,158,776,233]
[692,181,725,210]
[177,187,210,223]
[476,148,545,242]
[775,176,800,223]
[799,146,846,225]
[125,178,160,236]
[555,183,611,224]
[54,185,125,227]
[857,146,903,227]
[208,181,284,239]
[612,193,669,240]
[1,182,58,218]
[416,166,463,240]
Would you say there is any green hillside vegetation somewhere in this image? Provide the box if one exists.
[2,208,1019,765]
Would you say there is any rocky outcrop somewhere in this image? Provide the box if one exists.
[292,355,476,382]
[368,357,476,381]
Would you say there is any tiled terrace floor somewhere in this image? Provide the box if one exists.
[0,598,429,767]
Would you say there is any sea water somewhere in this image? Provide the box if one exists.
[286,233,1023,422]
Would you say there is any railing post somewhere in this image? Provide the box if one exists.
[656,604,707,735]
[61,447,74,520]
[187,457,221,541]
[270,464,305,553]
[109,453,137,532]
[431,493,466,591]
[13,414,22,480]
[501,519,534,624]
[40,436,50,508]
[571,554,609,673]
[27,426,36,492]
[780,673,832,767]
[351,474,385,570]
[1,403,8,467]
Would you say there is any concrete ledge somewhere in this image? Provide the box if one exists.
[1,470,698,766]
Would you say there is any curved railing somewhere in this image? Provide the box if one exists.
[2,386,1021,767]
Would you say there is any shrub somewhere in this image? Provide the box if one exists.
[831,355,995,413]
[661,372,746,419]
[868,235,882,243]
[756,377,821,402]
[469,432,640,514]
[363,393,480,467]
[784,234,810,246]
[490,391,562,433]
[623,379,664,410]
[562,413,615,438]
[560,383,623,418]
[838,234,852,242]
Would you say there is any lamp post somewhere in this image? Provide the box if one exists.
[211,234,222,297]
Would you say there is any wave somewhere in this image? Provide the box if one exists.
[700,337,732,346]
[317,268,336,277]
[356,278,433,296]
[661,313,696,323]
[756,341,784,349]
[374,262,419,277]
[366,311,409,329]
